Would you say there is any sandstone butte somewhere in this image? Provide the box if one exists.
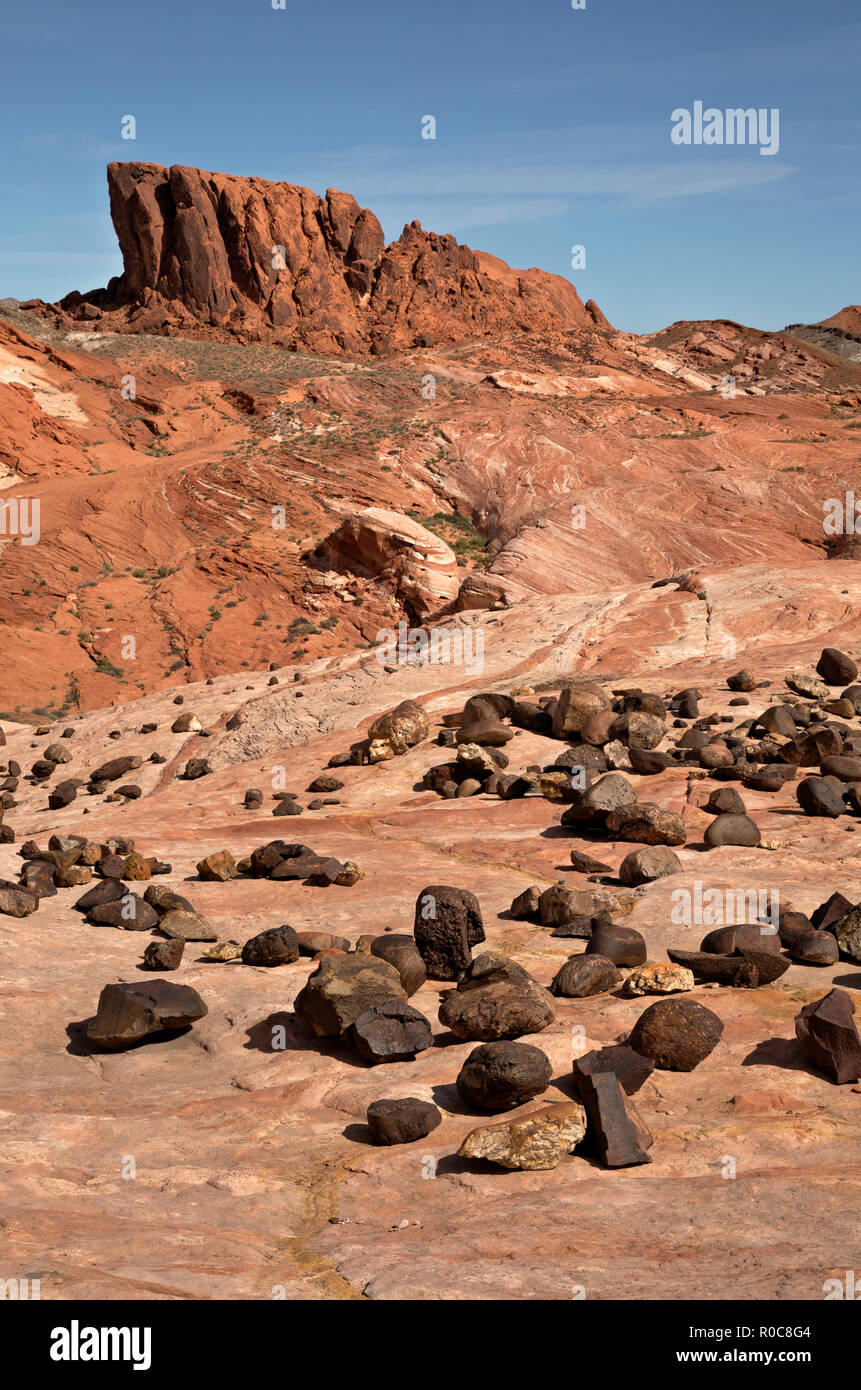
[49,161,608,355]
[1,163,861,1303]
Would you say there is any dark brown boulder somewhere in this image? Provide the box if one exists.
[628,997,723,1071]
[294,953,406,1038]
[87,894,159,932]
[413,884,485,981]
[456,1041,552,1112]
[241,924,300,966]
[86,980,207,1049]
[618,845,682,886]
[369,935,426,996]
[142,938,184,971]
[703,813,761,847]
[551,954,621,998]
[348,999,433,1063]
[438,953,555,1040]
[366,1098,441,1146]
[585,922,647,967]
[816,648,858,685]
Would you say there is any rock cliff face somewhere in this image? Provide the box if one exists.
[58,162,605,353]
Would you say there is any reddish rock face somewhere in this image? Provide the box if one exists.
[58,162,600,354]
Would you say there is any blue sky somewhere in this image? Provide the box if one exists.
[1,0,858,332]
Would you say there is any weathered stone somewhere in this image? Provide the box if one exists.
[812,892,853,932]
[700,924,780,955]
[88,894,159,932]
[367,699,428,756]
[618,845,682,886]
[609,710,665,750]
[667,948,760,988]
[241,924,300,965]
[785,672,829,700]
[816,648,858,686]
[538,883,597,928]
[788,930,839,966]
[369,935,426,996]
[197,849,238,881]
[510,885,541,919]
[87,980,207,1049]
[294,953,406,1037]
[628,748,672,775]
[727,669,757,692]
[74,878,127,912]
[574,1070,653,1168]
[795,989,861,1084]
[349,999,433,1062]
[830,904,861,962]
[561,772,636,826]
[308,774,344,793]
[366,1098,441,1146]
[551,954,621,997]
[89,754,142,782]
[158,910,218,942]
[621,962,694,996]
[123,851,151,881]
[0,883,38,917]
[820,755,861,782]
[183,757,212,780]
[551,683,611,738]
[703,813,761,847]
[456,1040,552,1112]
[458,1102,587,1171]
[569,849,613,874]
[704,788,747,818]
[628,997,724,1071]
[585,922,647,966]
[413,884,485,981]
[171,711,202,733]
[53,863,92,888]
[573,1044,654,1095]
[143,886,195,914]
[796,777,845,818]
[201,939,243,962]
[296,930,351,956]
[142,938,184,971]
[438,952,555,1040]
[604,802,686,846]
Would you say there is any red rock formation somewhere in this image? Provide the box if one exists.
[817,305,861,334]
[54,162,601,353]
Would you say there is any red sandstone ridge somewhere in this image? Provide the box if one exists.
[50,162,605,354]
[817,305,861,335]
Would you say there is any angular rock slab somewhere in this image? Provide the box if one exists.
[458,1102,587,1171]
[86,980,207,1050]
[573,1044,654,1095]
[795,989,861,1084]
[574,1070,653,1168]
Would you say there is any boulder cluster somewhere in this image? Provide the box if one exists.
[5,644,861,1173]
